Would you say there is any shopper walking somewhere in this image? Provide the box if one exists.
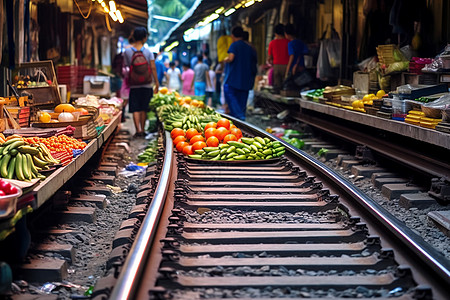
[124,27,159,138]
[181,63,195,95]
[268,24,290,93]
[223,26,257,120]
[191,54,211,97]
[284,24,309,79]
[166,62,182,92]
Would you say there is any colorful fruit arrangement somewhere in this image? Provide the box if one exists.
[23,135,87,167]
[37,104,89,124]
[24,135,87,153]
[352,90,386,109]
[0,136,60,181]
[149,90,287,162]
[170,118,285,161]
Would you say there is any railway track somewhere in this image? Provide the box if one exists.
[107,119,450,300]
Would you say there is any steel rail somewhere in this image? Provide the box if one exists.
[226,114,450,285]
[109,131,173,300]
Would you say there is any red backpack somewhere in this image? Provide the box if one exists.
[128,48,152,86]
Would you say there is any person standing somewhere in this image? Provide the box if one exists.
[124,27,159,138]
[223,26,257,120]
[205,65,216,107]
[268,24,290,93]
[214,62,223,106]
[166,62,182,92]
[191,54,211,97]
[154,53,165,87]
[181,63,195,95]
[284,24,309,80]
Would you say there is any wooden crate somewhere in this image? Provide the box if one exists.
[402,72,439,86]
[15,61,62,107]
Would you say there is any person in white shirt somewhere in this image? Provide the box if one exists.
[205,66,216,107]
[165,62,181,92]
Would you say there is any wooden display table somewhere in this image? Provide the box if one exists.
[31,112,121,208]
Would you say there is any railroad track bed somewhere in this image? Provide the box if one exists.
[5,101,447,299]
[119,137,447,300]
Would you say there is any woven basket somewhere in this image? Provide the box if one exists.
[421,105,442,119]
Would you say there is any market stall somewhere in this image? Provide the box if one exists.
[0,61,123,241]
[256,43,450,147]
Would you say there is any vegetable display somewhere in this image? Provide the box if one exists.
[169,118,284,161]
[189,137,285,161]
[0,136,60,181]
[23,135,87,167]
[158,104,222,132]
[137,139,158,164]
[24,135,87,153]
[414,97,432,103]
[149,90,287,161]
[306,88,324,99]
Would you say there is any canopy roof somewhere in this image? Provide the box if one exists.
[117,0,148,27]
[161,0,280,43]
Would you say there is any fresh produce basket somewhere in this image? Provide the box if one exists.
[31,116,91,128]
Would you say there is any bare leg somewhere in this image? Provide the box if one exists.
[133,111,142,134]
[139,111,147,133]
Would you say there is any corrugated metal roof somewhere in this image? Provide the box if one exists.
[160,0,281,43]
[117,0,148,27]
[161,0,233,43]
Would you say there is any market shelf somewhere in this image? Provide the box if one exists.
[255,91,450,150]
[296,98,450,150]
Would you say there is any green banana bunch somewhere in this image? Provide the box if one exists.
[0,138,59,181]
[161,103,223,132]
[189,137,286,161]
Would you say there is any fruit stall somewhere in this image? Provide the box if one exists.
[0,61,123,241]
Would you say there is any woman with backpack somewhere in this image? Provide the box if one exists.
[124,27,159,138]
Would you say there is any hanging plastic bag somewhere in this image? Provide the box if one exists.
[316,25,337,80]
[325,28,341,68]
[316,40,333,80]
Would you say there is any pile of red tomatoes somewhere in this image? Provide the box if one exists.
[171,118,243,156]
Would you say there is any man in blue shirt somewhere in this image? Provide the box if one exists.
[223,26,257,120]
[153,53,165,86]
[284,24,309,79]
